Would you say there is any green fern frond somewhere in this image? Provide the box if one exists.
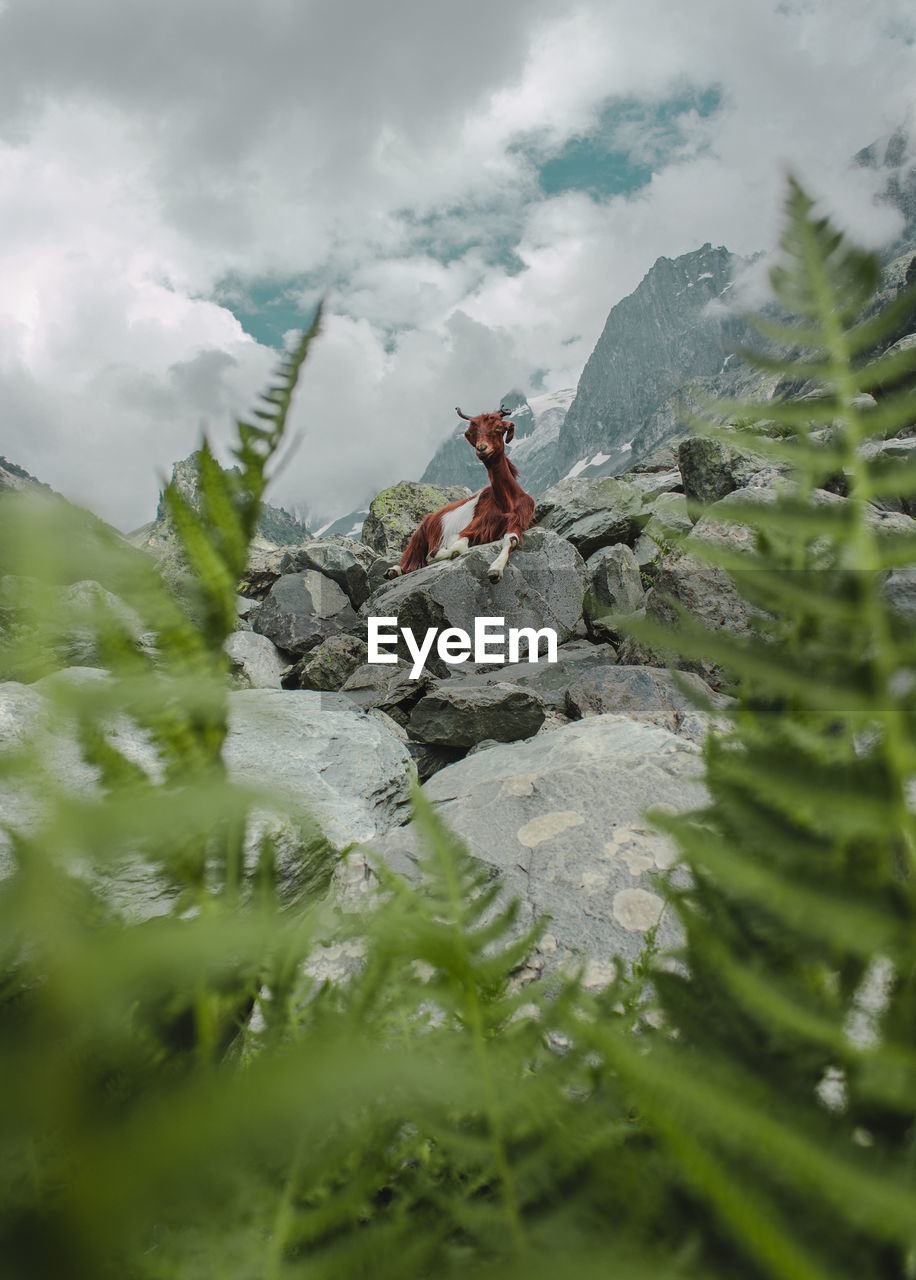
[615,176,916,1278]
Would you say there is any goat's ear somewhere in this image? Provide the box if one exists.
[464,425,478,445]
[503,421,515,443]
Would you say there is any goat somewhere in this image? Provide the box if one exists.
[385,406,536,584]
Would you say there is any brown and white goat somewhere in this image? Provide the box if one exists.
[385,406,536,584]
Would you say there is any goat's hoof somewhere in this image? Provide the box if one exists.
[384,566,401,580]
[488,570,502,584]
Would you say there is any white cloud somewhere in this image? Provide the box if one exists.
[0,0,913,528]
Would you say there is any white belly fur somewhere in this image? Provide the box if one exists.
[436,491,481,553]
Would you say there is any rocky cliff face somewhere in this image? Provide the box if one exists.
[0,456,51,495]
[553,243,754,483]
[131,450,310,557]
[856,121,916,258]
[417,246,753,498]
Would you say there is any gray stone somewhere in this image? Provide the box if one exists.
[359,528,588,677]
[253,570,359,657]
[534,476,642,557]
[565,665,729,744]
[0,673,415,915]
[436,643,619,711]
[361,481,472,558]
[223,689,414,848]
[884,568,916,619]
[626,444,682,474]
[280,539,372,608]
[626,469,684,505]
[584,544,645,642]
[408,682,546,747]
[340,662,435,727]
[678,435,786,505]
[288,634,370,691]
[633,493,694,572]
[360,715,705,982]
[225,630,286,689]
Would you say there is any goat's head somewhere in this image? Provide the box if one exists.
[455,405,515,464]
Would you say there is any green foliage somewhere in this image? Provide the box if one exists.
[621,176,916,1278]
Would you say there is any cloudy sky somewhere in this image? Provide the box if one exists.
[2,0,914,532]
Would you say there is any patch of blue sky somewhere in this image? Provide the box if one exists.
[531,86,722,200]
[393,205,528,274]
[213,272,325,349]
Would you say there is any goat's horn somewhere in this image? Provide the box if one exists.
[497,405,510,416]
[456,406,472,420]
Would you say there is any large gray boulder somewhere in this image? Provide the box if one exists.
[357,715,705,983]
[677,435,786,504]
[361,481,472,558]
[287,634,370,691]
[223,689,413,847]
[0,672,414,914]
[583,544,645,642]
[254,570,359,657]
[225,630,286,689]
[632,492,694,573]
[534,477,643,558]
[359,528,588,678]
[279,537,373,608]
[408,682,546,747]
[565,665,728,744]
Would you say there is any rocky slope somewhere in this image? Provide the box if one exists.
[4,371,916,977]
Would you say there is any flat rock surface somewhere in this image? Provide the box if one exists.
[359,714,705,983]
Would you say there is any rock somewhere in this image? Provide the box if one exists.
[435,642,619,711]
[359,715,704,981]
[236,594,258,625]
[280,538,372,608]
[340,662,435,727]
[0,576,157,676]
[626,469,684,505]
[626,444,683,473]
[584,545,645,642]
[565,665,728,744]
[359,528,588,678]
[861,437,916,516]
[408,682,546,747]
[367,556,399,595]
[361,481,472,558]
[253,570,359,657]
[678,435,786,504]
[286,634,370,691]
[0,672,415,914]
[225,631,286,689]
[633,493,693,573]
[885,568,916,620]
[534,476,642,557]
[223,690,413,848]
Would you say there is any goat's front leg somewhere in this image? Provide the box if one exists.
[487,532,520,583]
